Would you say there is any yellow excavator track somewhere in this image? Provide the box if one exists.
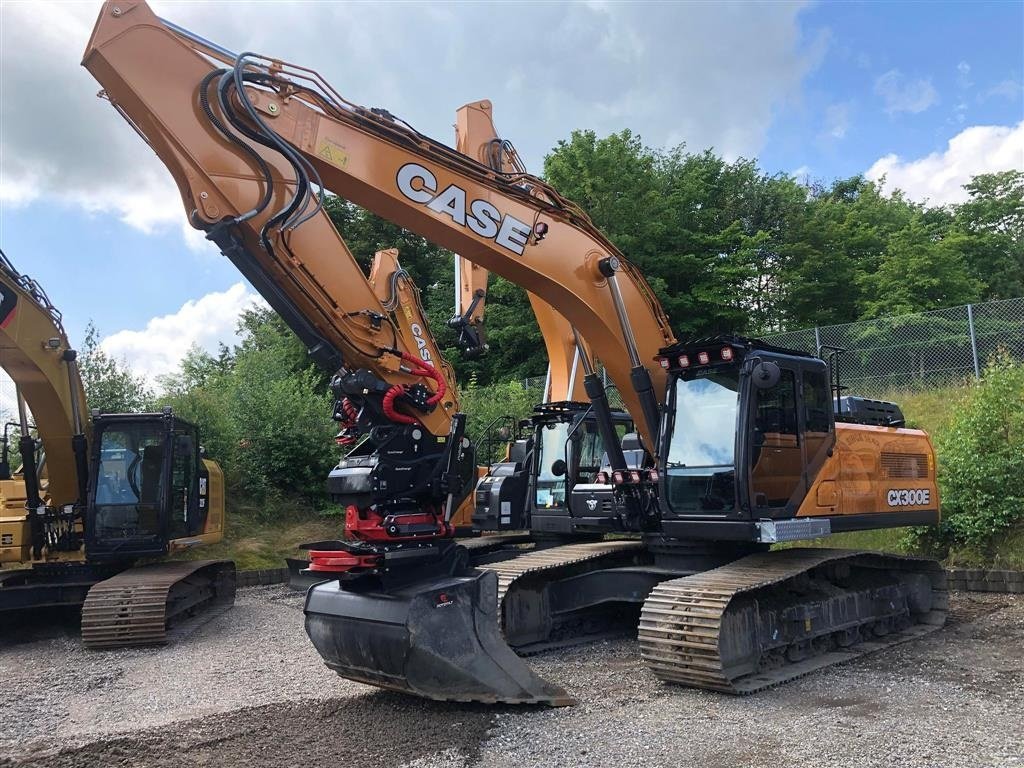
[638,548,948,694]
[81,560,236,649]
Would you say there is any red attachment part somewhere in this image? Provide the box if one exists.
[335,397,360,444]
[343,504,450,542]
[398,352,446,405]
[382,384,419,425]
[307,549,382,573]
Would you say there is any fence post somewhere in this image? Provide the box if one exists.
[814,326,822,357]
[966,303,981,380]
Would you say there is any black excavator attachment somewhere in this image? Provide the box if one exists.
[304,569,573,706]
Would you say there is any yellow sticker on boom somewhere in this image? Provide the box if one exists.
[316,137,349,170]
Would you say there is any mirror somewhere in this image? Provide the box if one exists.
[751,360,781,390]
[551,459,567,477]
[497,426,511,441]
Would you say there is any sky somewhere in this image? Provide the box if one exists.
[1,0,1022,387]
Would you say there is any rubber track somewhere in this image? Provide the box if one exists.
[478,540,645,629]
[638,548,948,694]
[81,560,235,649]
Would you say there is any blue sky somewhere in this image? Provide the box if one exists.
[1,0,1021,384]
[763,1,1024,178]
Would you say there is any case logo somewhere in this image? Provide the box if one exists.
[396,163,531,256]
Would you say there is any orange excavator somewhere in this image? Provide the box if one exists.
[83,0,947,706]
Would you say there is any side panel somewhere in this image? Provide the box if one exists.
[201,458,226,541]
[797,423,940,521]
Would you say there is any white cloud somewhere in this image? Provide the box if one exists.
[0,3,217,253]
[956,61,973,90]
[866,121,1024,206]
[981,79,1023,102]
[101,283,265,386]
[2,0,823,232]
[874,69,939,115]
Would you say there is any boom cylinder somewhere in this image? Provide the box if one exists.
[573,329,628,472]
[599,258,660,448]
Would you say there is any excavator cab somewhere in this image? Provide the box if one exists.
[86,409,211,561]
[653,338,830,540]
[473,402,633,533]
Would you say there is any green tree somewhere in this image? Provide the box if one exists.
[861,219,982,318]
[952,170,1024,299]
[78,322,152,413]
[157,309,338,506]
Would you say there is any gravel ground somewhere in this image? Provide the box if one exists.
[1,587,1021,768]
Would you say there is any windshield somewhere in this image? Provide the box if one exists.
[535,422,569,508]
[93,422,166,541]
[666,371,739,514]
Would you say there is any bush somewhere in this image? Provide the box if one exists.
[156,310,338,512]
[915,356,1024,551]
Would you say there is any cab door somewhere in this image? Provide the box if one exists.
[168,428,198,540]
[748,365,805,515]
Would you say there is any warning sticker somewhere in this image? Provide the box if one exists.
[316,137,349,170]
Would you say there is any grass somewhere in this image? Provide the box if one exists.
[174,497,342,571]
[877,383,971,435]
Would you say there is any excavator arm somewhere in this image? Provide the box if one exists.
[0,252,89,509]
[0,250,89,561]
[81,1,673,452]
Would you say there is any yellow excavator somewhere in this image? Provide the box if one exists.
[83,0,947,706]
[0,249,234,647]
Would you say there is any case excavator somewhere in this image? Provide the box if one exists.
[83,0,947,706]
[0,249,235,647]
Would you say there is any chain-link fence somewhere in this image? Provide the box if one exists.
[521,366,626,409]
[762,297,1024,397]
[521,297,1024,400]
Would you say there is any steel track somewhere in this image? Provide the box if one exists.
[81,560,236,649]
[638,548,948,694]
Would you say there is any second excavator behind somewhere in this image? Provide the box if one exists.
[83,0,948,707]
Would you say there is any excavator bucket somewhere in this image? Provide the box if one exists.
[304,569,574,706]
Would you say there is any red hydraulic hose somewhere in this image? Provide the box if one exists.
[382,352,447,424]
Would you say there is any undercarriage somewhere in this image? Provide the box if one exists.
[303,533,946,705]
